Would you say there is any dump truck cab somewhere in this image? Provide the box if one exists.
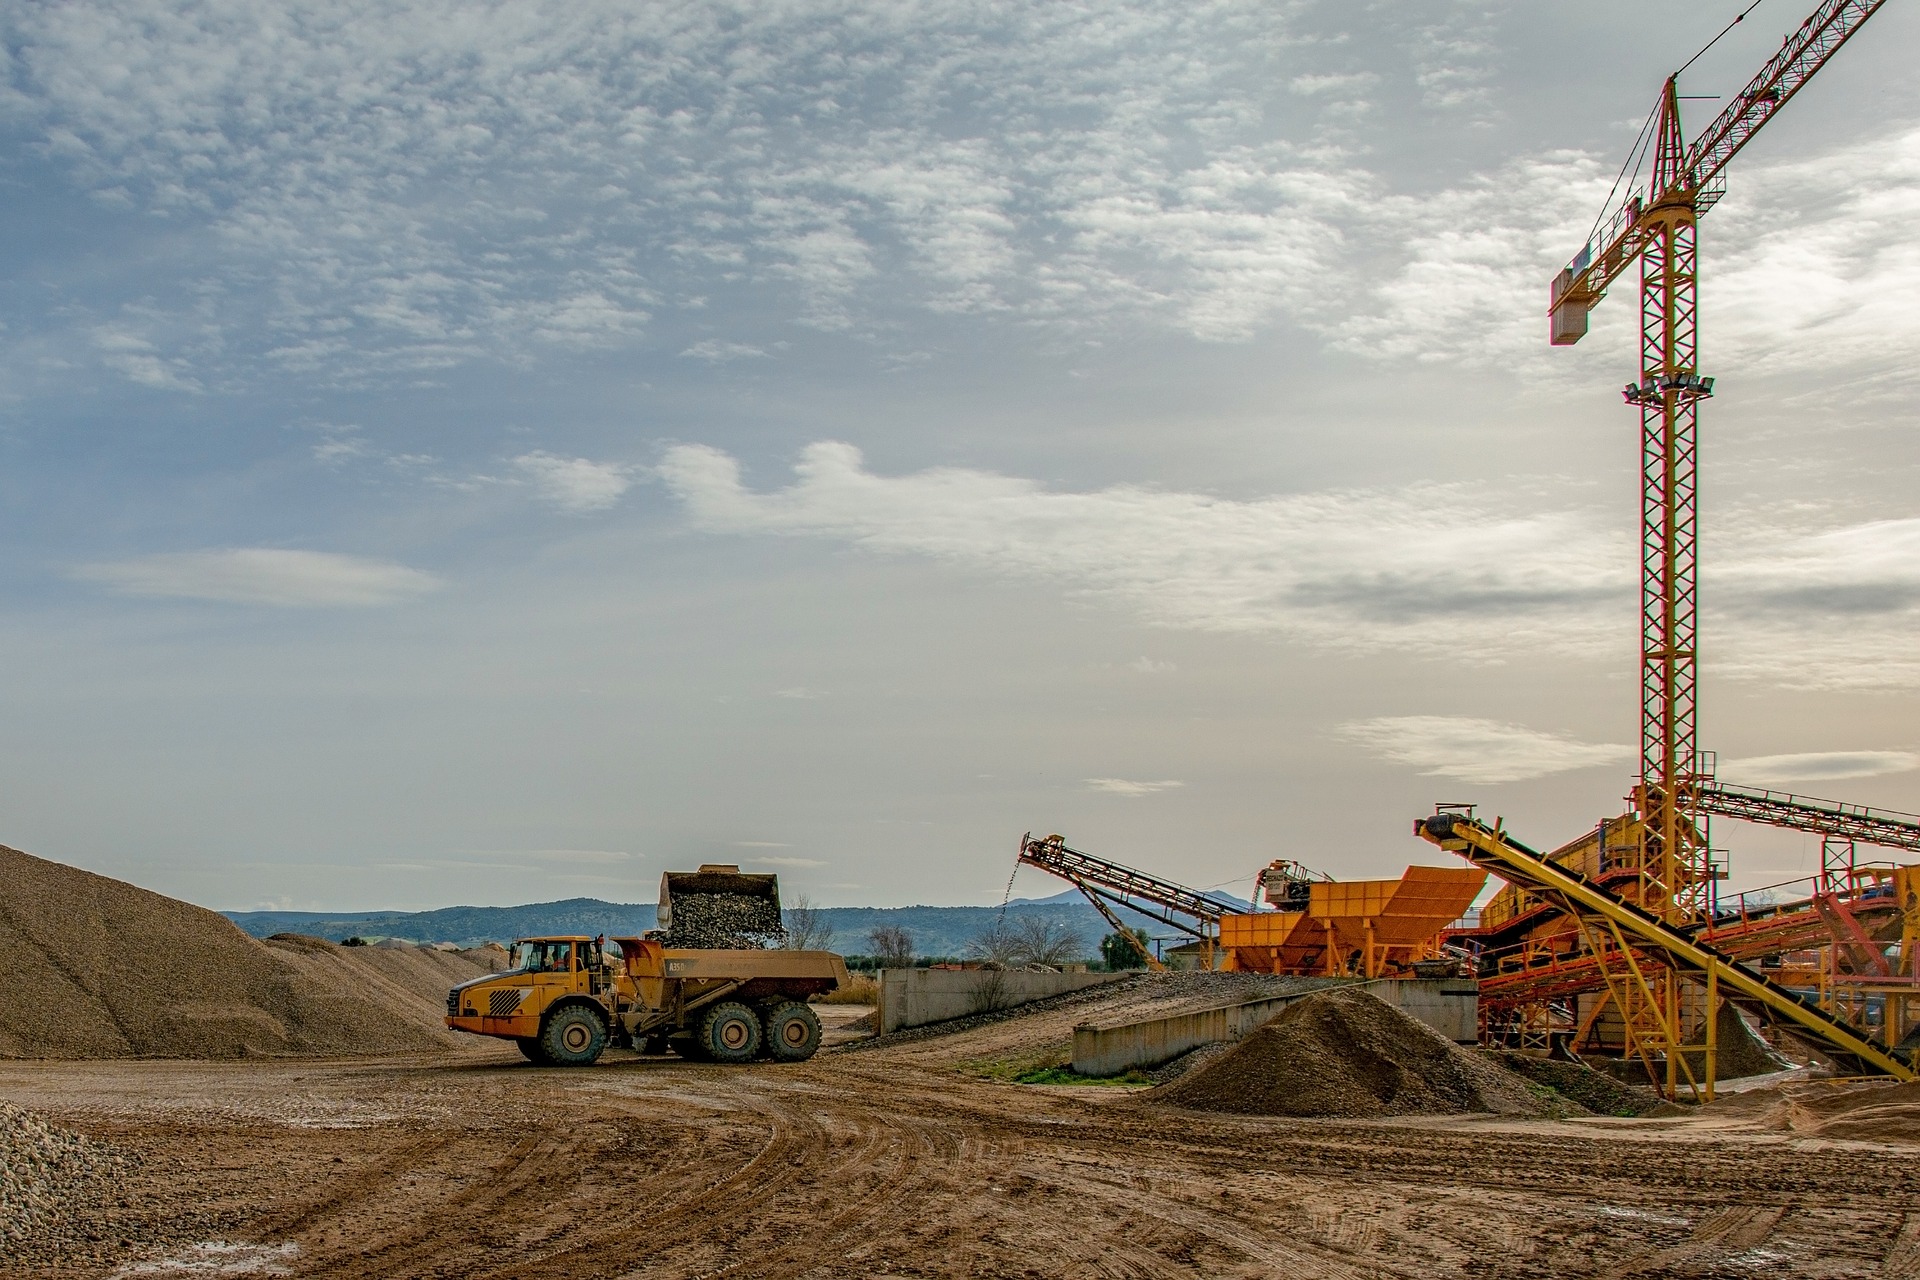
[448,870,850,1067]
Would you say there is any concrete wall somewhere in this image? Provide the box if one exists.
[1071,978,1478,1077]
[877,968,1128,1033]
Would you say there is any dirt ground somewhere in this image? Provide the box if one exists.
[4,1001,1919,1280]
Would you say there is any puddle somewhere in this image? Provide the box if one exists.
[116,1242,299,1275]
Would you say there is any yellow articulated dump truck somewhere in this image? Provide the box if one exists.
[444,865,848,1066]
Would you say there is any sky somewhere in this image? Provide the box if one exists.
[3,0,1919,913]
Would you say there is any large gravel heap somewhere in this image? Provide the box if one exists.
[663,892,787,949]
[0,844,493,1059]
[0,1101,126,1249]
[1149,988,1553,1118]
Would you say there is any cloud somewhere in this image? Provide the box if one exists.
[2,0,1568,387]
[679,341,769,363]
[1719,751,1920,787]
[512,452,634,513]
[733,842,790,849]
[656,443,1920,687]
[75,549,440,607]
[1085,778,1185,796]
[773,687,825,700]
[1339,716,1633,785]
[656,441,1627,659]
[525,849,638,864]
[750,856,827,869]
[1712,514,1920,689]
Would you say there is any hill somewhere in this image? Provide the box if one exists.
[225,890,1207,959]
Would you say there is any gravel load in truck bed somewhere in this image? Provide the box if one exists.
[663,892,787,949]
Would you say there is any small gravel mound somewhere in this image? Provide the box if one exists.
[0,1101,127,1249]
[1148,988,1554,1118]
[1490,1051,1666,1116]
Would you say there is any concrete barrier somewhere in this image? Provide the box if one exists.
[877,968,1128,1033]
[1071,978,1478,1077]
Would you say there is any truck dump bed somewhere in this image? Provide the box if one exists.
[659,864,786,948]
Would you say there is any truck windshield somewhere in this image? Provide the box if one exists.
[511,941,574,973]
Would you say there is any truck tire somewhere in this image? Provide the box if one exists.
[516,1037,549,1065]
[696,1001,762,1064]
[763,1001,822,1062]
[540,1005,607,1067]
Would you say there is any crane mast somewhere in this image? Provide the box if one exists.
[1546,0,1886,926]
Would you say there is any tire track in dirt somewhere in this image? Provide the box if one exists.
[1885,1213,1920,1280]
[242,1132,459,1238]
[476,1078,828,1280]
[1026,1166,1383,1280]
[1603,1204,1788,1278]
[301,1132,567,1278]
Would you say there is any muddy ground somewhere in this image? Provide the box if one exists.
[3,1002,1918,1280]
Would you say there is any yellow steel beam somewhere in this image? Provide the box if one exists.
[1074,884,1167,972]
[1418,812,1914,1081]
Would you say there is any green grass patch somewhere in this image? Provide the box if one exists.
[1013,1065,1153,1086]
[957,1048,1151,1086]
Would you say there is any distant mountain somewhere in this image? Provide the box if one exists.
[224,893,1195,959]
[224,898,658,948]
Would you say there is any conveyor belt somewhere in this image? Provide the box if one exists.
[1698,782,1920,854]
[1417,811,1913,1080]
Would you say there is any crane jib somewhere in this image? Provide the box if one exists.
[1547,0,1883,333]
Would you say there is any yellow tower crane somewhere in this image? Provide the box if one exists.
[1548,0,1887,926]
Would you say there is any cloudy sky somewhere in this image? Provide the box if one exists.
[3,0,1919,913]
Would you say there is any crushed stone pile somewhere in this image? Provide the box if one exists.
[0,844,493,1060]
[1147,988,1555,1118]
[664,892,787,949]
[1763,1080,1920,1143]
[0,1101,128,1249]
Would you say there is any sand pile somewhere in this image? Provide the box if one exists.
[1149,988,1553,1118]
[1763,1080,1920,1143]
[0,845,490,1060]
[0,1101,127,1249]
[1694,1003,1791,1079]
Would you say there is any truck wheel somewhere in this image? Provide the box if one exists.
[516,1037,549,1065]
[763,1001,822,1062]
[697,1002,762,1064]
[540,1005,607,1067]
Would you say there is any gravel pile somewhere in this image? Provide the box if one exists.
[1489,1051,1667,1116]
[0,1101,127,1249]
[0,844,493,1060]
[1144,1041,1233,1085]
[1148,988,1555,1118]
[663,892,787,949]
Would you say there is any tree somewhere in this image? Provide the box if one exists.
[1099,927,1151,971]
[1012,916,1086,968]
[782,894,835,951]
[865,924,914,969]
[963,920,1024,968]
